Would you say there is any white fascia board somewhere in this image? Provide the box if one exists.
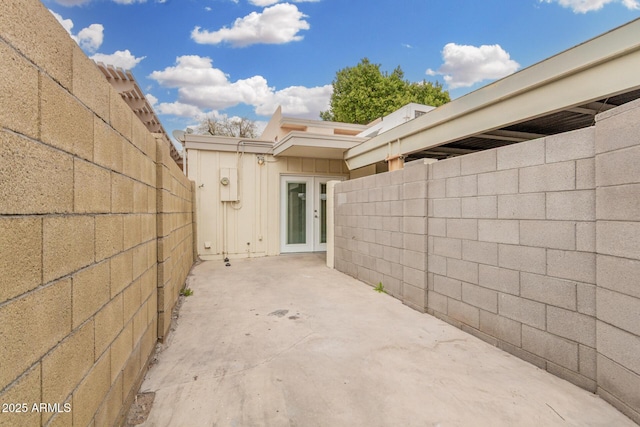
[272,132,367,157]
[185,134,273,154]
[345,18,640,170]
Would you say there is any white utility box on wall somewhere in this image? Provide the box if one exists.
[220,168,238,202]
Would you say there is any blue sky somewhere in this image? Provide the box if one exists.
[46,0,640,135]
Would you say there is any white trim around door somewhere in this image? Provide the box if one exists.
[280,175,343,253]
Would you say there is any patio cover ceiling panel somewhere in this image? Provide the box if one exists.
[344,18,640,169]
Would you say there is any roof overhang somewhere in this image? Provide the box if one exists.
[273,132,367,159]
[344,18,640,170]
[97,62,184,167]
[184,134,273,154]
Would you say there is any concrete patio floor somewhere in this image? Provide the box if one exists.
[138,254,634,427]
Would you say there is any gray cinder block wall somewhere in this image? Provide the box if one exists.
[334,98,640,424]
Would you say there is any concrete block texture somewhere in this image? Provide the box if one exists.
[447,258,479,285]
[480,310,522,346]
[597,288,640,336]
[0,40,38,138]
[0,365,41,427]
[596,184,640,221]
[74,158,111,213]
[72,352,111,427]
[460,149,496,175]
[547,249,596,284]
[72,45,111,121]
[596,221,640,260]
[545,127,595,163]
[43,216,95,283]
[432,157,460,179]
[520,220,575,250]
[0,0,73,89]
[519,161,576,193]
[546,190,595,221]
[498,244,546,275]
[0,279,71,390]
[497,138,545,170]
[478,265,519,295]
[462,283,498,313]
[576,158,596,190]
[478,219,519,244]
[597,321,640,376]
[42,320,94,405]
[446,218,478,240]
[597,255,640,299]
[462,240,498,266]
[546,306,595,347]
[498,294,546,329]
[520,272,577,310]
[72,261,110,329]
[41,75,94,160]
[522,325,579,371]
[447,298,480,328]
[446,175,478,197]
[461,196,497,219]
[0,217,42,301]
[498,193,545,220]
[595,144,640,187]
[597,355,640,424]
[596,98,640,154]
[432,198,462,218]
[1,131,74,214]
[477,169,518,195]
[94,116,124,173]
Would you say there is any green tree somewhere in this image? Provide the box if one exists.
[320,58,450,124]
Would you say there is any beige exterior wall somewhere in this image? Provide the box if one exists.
[333,99,640,423]
[0,1,194,426]
[187,148,348,259]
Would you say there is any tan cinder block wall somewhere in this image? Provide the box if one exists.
[334,100,640,423]
[156,137,195,340]
[0,1,194,426]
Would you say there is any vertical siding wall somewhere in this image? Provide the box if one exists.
[334,99,640,424]
[0,1,195,426]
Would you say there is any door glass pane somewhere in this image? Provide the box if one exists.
[320,183,327,244]
[287,183,306,244]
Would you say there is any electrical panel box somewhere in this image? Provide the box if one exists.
[220,168,238,202]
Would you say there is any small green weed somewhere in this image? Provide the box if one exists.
[374,282,386,294]
[180,288,194,297]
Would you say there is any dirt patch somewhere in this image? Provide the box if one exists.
[123,392,155,426]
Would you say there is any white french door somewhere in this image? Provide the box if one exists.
[280,176,338,253]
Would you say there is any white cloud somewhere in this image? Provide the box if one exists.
[50,10,104,52]
[249,0,320,4]
[255,85,332,116]
[91,50,146,69]
[155,102,205,118]
[539,0,639,12]
[426,43,520,89]
[146,93,159,107]
[149,55,332,119]
[77,24,104,52]
[191,3,310,47]
[53,0,91,5]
